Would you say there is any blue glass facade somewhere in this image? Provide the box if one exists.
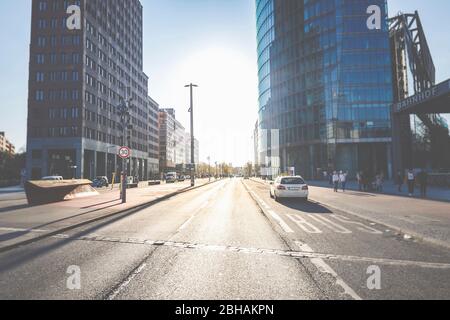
[256,0,394,179]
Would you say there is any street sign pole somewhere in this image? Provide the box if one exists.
[118,146,131,204]
[118,91,132,204]
[122,152,127,204]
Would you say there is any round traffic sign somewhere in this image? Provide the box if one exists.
[118,146,131,159]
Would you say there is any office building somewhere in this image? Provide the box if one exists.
[256,0,393,179]
[0,132,15,155]
[148,96,160,179]
[158,109,177,172]
[26,0,158,180]
[159,108,199,174]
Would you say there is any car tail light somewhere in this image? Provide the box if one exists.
[302,186,309,190]
[277,185,287,190]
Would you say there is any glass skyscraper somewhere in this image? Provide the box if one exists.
[256,0,394,179]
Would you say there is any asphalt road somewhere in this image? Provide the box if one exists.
[0,178,449,300]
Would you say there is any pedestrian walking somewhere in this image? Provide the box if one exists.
[417,169,428,198]
[375,173,384,192]
[396,171,404,192]
[407,169,415,197]
[339,171,347,192]
[361,171,368,191]
[357,171,363,191]
[332,171,340,192]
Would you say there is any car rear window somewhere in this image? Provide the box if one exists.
[281,178,305,185]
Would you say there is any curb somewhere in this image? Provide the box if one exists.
[0,179,221,254]
[247,179,450,250]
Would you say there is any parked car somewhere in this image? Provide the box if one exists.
[41,176,64,181]
[270,176,309,202]
[178,175,186,182]
[96,176,109,186]
[166,172,177,183]
[92,176,109,188]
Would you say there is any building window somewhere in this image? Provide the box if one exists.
[38,19,47,29]
[38,1,47,12]
[36,54,45,64]
[35,90,44,101]
[37,36,46,47]
[36,72,44,82]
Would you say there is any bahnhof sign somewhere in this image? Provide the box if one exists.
[395,79,450,115]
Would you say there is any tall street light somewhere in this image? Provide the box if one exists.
[207,156,211,182]
[117,91,133,204]
[185,83,198,187]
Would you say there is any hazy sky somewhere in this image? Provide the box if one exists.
[0,1,449,166]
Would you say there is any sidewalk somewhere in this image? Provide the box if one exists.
[308,180,450,202]
[0,186,24,194]
[250,178,450,249]
[0,178,215,251]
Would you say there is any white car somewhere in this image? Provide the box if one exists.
[270,176,309,201]
[165,172,177,184]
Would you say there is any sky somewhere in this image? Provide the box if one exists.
[0,1,449,166]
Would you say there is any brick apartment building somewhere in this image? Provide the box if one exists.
[26,0,159,180]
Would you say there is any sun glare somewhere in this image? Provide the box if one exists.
[175,46,258,165]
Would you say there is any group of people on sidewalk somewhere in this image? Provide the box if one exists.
[324,168,430,198]
[356,171,385,193]
[396,169,429,198]
[330,171,348,193]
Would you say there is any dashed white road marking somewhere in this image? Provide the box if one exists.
[286,214,322,234]
[268,210,294,233]
[107,262,148,300]
[331,215,383,234]
[308,215,352,234]
[179,216,196,230]
[294,241,362,300]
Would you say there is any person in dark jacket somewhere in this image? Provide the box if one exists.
[417,169,428,198]
[396,171,404,192]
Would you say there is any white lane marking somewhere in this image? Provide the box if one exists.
[178,197,211,229]
[331,215,383,234]
[179,216,196,230]
[286,214,322,234]
[295,241,362,300]
[268,210,294,233]
[0,227,49,233]
[308,215,352,234]
[107,262,148,300]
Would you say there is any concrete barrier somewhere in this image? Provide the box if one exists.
[24,179,98,205]
[148,181,161,186]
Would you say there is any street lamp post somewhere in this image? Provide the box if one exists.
[185,83,198,187]
[118,92,133,204]
[207,156,211,182]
